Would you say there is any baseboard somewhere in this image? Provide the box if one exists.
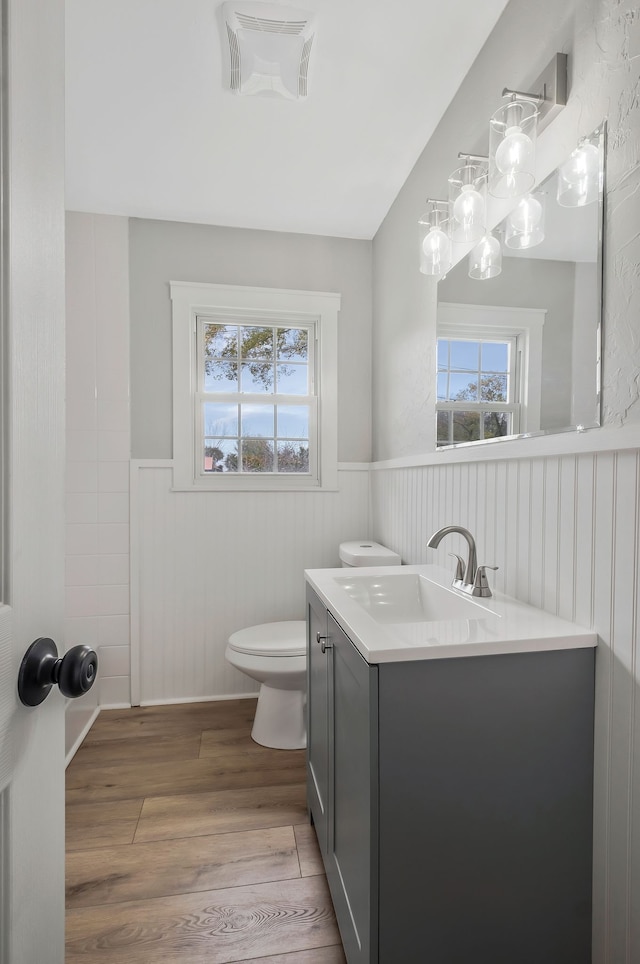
[139,693,259,707]
[65,706,100,768]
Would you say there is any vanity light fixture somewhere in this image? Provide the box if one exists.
[489,96,539,198]
[418,55,566,280]
[448,155,488,243]
[556,135,600,207]
[468,231,502,280]
[418,200,451,278]
[489,52,568,198]
[504,192,546,249]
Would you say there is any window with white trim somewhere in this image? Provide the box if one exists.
[437,302,545,448]
[171,282,340,490]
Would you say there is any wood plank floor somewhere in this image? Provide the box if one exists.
[66,699,345,964]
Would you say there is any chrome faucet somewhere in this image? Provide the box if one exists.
[427,525,497,597]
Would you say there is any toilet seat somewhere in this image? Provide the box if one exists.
[227,620,306,658]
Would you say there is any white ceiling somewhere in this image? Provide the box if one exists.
[65,0,510,240]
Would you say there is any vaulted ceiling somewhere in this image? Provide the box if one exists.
[65,0,510,239]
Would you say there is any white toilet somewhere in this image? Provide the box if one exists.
[225,540,401,750]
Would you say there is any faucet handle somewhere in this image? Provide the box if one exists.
[448,553,466,583]
[473,565,499,597]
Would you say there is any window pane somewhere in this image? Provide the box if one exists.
[204,402,238,436]
[453,411,481,443]
[204,438,238,473]
[449,373,478,401]
[204,324,238,359]
[437,372,449,401]
[277,328,308,361]
[450,341,479,373]
[481,342,509,372]
[277,441,309,473]
[205,360,238,392]
[484,412,511,438]
[241,362,274,393]
[437,411,451,445]
[480,374,507,402]
[241,404,274,438]
[241,439,274,472]
[277,405,309,439]
[437,339,449,371]
[241,327,274,360]
[277,364,308,394]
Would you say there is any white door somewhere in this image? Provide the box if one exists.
[0,0,66,962]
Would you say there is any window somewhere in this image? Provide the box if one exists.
[437,336,519,446]
[171,283,340,490]
[437,303,545,448]
[199,319,315,475]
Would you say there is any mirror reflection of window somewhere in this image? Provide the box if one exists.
[436,336,518,446]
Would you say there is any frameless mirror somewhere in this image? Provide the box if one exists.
[436,123,605,449]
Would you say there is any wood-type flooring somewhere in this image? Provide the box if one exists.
[66,699,346,963]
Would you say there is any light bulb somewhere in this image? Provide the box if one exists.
[505,193,545,249]
[453,184,484,226]
[561,142,599,184]
[469,234,501,280]
[421,226,450,275]
[508,195,542,233]
[557,141,600,207]
[495,125,534,175]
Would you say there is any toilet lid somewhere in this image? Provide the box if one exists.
[227,620,306,657]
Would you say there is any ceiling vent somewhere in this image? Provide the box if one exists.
[222,2,316,100]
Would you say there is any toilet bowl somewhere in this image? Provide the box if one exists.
[225,621,307,750]
[225,541,400,750]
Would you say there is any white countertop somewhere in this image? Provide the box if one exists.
[305,563,597,664]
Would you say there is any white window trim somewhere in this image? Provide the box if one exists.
[438,303,546,435]
[171,281,341,491]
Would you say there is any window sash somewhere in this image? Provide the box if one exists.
[436,402,520,446]
[437,335,518,406]
[196,394,318,478]
[195,313,318,479]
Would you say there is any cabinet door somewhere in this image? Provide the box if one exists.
[306,585,330,856]
[327,614,378,964]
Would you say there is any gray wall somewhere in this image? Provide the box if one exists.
[438,256,576,430]
[129,219,373,462]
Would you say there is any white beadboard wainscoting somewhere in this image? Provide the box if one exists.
[371,450,640,964]
[131,462,370,705]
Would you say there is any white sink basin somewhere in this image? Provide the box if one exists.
[334,572,493,623]
[305,563,597,664]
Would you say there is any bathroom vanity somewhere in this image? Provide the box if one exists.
[305,564,597,964]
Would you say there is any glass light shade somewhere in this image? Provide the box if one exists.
[556,141,600,207]
[418,202,451,277]
[420,227,451,276]
[448,164,487,242]
[504,192,545,249]
[489,100,538,198]
[469,233,502,280]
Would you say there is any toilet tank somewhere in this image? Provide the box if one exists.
[339,541,401,567]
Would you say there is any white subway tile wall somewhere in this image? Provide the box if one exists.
[65,212,131,759]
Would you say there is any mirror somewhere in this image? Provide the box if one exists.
[436,123,605,449]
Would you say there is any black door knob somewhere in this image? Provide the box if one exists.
[18,637,98,706]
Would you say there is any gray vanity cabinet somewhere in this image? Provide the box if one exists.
[306,584,595,964]
[307,586,377,962]
[307,585,331,855]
